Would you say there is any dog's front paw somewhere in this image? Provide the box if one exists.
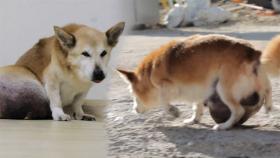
[82,114,96,121]
[52,107,71,121]
[74,113,96,121]
[168,105,180,118]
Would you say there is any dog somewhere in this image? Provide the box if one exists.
[262,34,280,77]
[118,34,271,130]
[0,22,125,121]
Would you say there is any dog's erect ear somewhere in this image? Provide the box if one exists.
[117,69,137,83]
[53,26,76,49]
[106,22,125,47]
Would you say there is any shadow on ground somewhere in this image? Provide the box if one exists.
[157,125,280,158]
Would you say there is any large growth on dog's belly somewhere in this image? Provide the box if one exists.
[0,76,51,119]
[206,92,262,125]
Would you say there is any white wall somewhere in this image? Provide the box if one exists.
[134,0,159,25]
[0,0,135,99]
[0,0,135,65]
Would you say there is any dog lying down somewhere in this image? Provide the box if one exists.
[118,34,272,130]
[0,66,51,119]
[0,22,125,121]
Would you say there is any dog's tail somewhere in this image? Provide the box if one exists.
[261,35,280,77]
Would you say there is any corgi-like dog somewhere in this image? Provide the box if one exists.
[118,34,272,130]
[262,35,280,77]
[0,22,125,121]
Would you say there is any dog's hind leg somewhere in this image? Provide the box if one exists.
[213,81,245,130]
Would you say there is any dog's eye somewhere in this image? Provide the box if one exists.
[100,50,107,58]
[82,51,91,57]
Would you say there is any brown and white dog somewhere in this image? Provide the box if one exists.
[118,34,272,130]
[0,22,125,121]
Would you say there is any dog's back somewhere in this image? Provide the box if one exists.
[15,37,53,83]
[144,35,261,88]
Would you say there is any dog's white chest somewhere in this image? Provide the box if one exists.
[60,82,89,106]
[60,85,77,106]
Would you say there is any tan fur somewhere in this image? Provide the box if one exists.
[262,35,280,76]
[16,24,107,83]
[134,35,260,104]
[119,34,270,130]
[16,37,52,82]
[0,65,37,79]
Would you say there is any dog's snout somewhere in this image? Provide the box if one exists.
[92,66,105,83]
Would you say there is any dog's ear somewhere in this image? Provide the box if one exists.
[53,26,76,49]
[106,22,125,47]
[117,69,137,83]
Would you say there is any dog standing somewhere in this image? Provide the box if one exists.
[118,34,271,130]
[0,22,125,121]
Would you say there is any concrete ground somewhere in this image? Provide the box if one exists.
[107,25,280,158]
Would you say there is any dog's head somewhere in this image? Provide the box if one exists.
[117,69,161,114]
[53,22,125,83]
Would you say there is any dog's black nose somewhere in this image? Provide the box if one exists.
[92,67,105,83]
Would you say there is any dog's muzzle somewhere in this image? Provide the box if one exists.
[92,67,105,83]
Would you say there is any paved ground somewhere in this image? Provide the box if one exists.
[106,25,280,158]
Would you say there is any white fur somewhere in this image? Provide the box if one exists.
[52,107,71,121]
[77,47,96,80]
